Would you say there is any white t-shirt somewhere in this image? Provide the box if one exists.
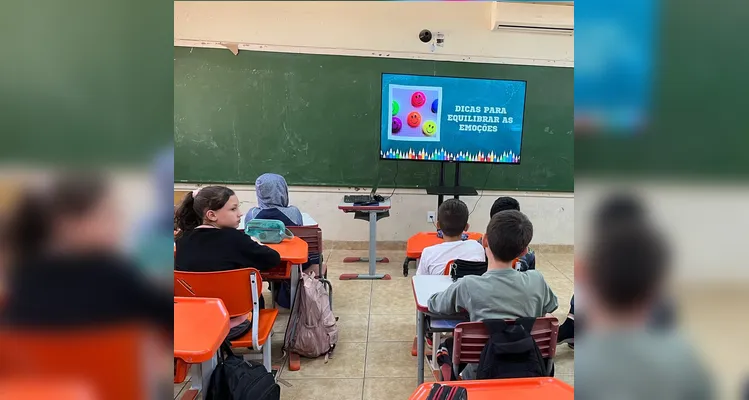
[416,240,487,276]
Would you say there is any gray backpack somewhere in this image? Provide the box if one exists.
[283,272,338,359]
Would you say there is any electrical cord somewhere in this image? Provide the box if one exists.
[384,160,399,200]
[468,164,495,217]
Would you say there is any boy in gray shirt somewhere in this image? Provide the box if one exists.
[428,209,558,321]
[427,210,558,379]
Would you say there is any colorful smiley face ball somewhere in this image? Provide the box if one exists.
[422,120,437,136]
[392,100,399,116]
[411,92,426,107]
[431,99,438,113]
[407,111,421,127]
[392,117,402,133]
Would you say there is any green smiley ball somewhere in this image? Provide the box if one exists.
[422,121,437,136]
[392,101,399,116]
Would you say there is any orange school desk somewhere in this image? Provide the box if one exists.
[174,297,230,396]
[262,236,308,310]
[403,231,483,276]
[409,378,574,400]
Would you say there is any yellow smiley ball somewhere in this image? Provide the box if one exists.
[422,121,437,136]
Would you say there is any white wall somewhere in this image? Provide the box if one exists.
[174,1,575,245]
[174,1,573,67]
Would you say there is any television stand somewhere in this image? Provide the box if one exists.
[426,162,477,207]
[426,186,478,197]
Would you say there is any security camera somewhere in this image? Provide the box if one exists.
[419,29,433,43]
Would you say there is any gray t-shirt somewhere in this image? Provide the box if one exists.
[427,268,559,321]
[576,330,713,400]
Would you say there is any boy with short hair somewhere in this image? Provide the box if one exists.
[428,210,558,379]
[488,196,535,270]
[575,217,712,399]
[416,199,486,276]
[428,209,558,320]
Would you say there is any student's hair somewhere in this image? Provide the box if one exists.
[174,186,235,237]
[490,196,520,217]
[588,220,668,313]
[437,199,470,237]
[485,210,533,263]
[594,193,646,231]
[7,173,109,263]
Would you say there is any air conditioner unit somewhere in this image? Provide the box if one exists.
[490,1,574,34]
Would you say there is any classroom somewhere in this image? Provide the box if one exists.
[173,2,574,399]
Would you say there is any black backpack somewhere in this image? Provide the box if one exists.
[206,341,280,400]
[449,259,488,281]
[476,318,547,380]
[425,383,468,400]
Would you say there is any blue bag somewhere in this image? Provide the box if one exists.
[244,219,294,244]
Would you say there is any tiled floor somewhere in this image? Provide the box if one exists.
[174,248,575,399]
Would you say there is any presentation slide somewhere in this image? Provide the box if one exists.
[380,73,527,164]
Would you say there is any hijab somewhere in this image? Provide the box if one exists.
[247,173,303,226]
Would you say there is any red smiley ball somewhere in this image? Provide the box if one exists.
[407,111,422,127]
[411,92,426,107]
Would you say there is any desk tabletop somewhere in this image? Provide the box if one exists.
[264,236,309,264]
[338,198,391,212]
[409,378,574,400]
[406,231,483,258]
[174,297,230,364]
[0,380,96,400]
[301,212,317,226]
[412,275,455,312]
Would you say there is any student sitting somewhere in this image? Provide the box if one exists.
[487,196,535,270]
[246,173,303,226]
[575,217,712,399]
[174,185,281,340]
[246,173,323,276]
[416,199,485,276]
[428,210,558,379]
[1,173,173,331]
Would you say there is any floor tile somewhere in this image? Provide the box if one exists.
[365,341,426,378]
[335,314,370,343]
[370,283,416,315]
[280,378,363,400]
[280,342,367,379]
[329,280,372,315]
[368,314,416,342]
[363,378,419,400]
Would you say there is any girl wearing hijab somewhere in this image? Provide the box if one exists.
[246,173,324,276]
[246,173,303,226]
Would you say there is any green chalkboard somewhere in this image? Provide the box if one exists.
[174,47,573,191]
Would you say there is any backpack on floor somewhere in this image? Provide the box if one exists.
[206,341,280,400]
[283,271,338,359]
[477,318,547,380]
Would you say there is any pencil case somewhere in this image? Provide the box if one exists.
[245,219,294,244]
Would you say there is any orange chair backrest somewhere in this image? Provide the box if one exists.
[453,316,560,363]
[443,259,455,275]
[287,226,323,254]
[174,268,262,318]
[0,326,157,400]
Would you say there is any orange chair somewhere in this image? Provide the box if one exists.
[174,268,278,372]
[448,316,560,380]
[0,327,160,400]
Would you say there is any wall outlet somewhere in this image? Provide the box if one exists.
[427,211,436,223]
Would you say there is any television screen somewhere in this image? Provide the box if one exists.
[380,73,527,164]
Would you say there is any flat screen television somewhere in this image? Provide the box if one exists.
[380,73,527,164]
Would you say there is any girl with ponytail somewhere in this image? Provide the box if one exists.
[174,186,281,340]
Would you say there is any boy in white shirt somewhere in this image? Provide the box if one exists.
[416,199,486,275]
